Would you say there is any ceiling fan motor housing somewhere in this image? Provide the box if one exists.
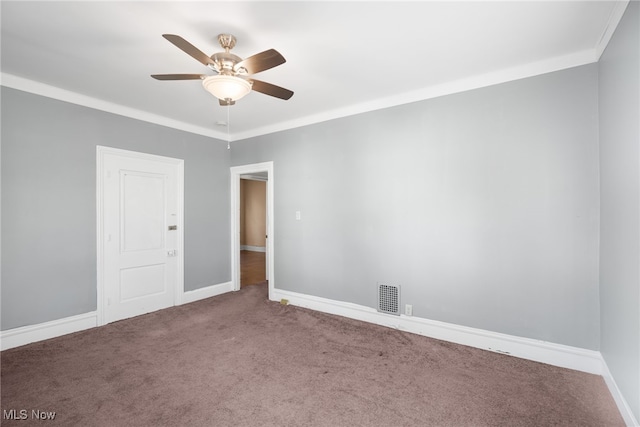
[209,52,243,74]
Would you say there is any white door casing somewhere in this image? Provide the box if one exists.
[265,186,269,281]
[97,146,184,326]
[231,162,274,299]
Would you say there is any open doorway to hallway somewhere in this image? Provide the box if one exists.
[230,162,274,299]
[240,174,267,288]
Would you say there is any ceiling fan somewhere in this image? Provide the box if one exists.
[151,33,293,106]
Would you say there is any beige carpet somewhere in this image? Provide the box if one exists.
[1,283,624,426]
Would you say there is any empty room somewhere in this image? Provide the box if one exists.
[1,1,639,426]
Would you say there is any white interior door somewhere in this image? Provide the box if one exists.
[100,148,182,324]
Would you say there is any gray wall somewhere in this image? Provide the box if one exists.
[231,64,600,350]
[1,87,231,330]
[599,1,640,421]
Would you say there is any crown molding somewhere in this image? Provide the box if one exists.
[3,45,598,143]
[232,49,597,141]
[0,73,227,142]
[594,0,630,60]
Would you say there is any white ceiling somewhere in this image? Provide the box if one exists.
[0,1,628,141]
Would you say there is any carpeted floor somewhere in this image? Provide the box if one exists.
[1,283,625,426]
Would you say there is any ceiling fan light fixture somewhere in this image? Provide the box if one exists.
[202,75,251,102]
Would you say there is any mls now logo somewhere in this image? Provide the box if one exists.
[3,409,27,420]
[3,409,56,420]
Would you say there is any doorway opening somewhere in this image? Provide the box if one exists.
[240,174,267,288]
[230,162,274,300]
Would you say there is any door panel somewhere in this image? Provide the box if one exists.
[121,172,165,252]
[120,264,166,301]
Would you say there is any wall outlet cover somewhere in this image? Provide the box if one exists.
[405,304,413,316]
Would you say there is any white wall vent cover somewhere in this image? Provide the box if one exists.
[377,283,400,316]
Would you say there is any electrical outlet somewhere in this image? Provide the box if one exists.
[405,304,412,316]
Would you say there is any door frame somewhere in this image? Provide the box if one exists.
[230,162,275,299]
[96,146,185,326]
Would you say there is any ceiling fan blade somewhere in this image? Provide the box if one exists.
[235,49,285,75]
[162,34,214,66]
[250,79,294,100]
[151,74,206,80]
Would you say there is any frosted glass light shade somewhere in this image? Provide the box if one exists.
[202,75,252,101]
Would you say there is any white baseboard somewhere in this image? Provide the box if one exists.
[1,281,235,351]
[601,358,640,427]
[271,288,604,374]
[181,281,234,304]
[272,288,640,424]
[240,245,266,253]
[1,311,97,351]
